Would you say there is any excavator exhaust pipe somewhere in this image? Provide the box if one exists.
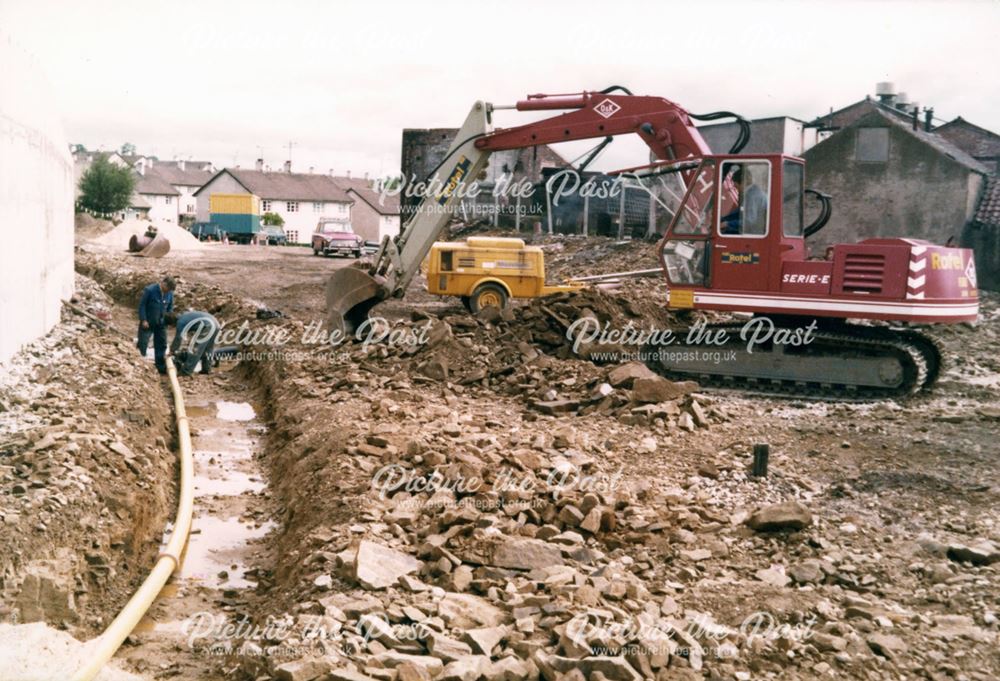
[325,266,388,339]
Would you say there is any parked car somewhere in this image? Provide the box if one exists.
[312,219,363,258]
[261,225,287,246]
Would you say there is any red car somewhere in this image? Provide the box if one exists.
[312,220,363,258]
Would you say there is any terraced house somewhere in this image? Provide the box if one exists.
[194,161,354,245]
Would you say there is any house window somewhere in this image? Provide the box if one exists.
[165,196,173,204]
[187,204,194,213]
[338,203,346,213]
[856,127,889,162]
[261,200,272,212]
[287,230,299,243]
[287,201,298,212]
[313,202,323,213]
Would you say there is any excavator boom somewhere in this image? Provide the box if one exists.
[326,90,739,335]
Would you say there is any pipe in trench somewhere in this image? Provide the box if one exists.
[70,355,194,681]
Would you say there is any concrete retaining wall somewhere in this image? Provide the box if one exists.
[0,34,75,363]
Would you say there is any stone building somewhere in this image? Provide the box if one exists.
[934,117,1000,175]
[698,116,818,156]
[802,108,988,255]
[400,128,568,228]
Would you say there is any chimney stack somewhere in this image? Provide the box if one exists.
[329,168,334,176]
[255,158,264,171]
[346,170,351,179]
[925,107,934,132]
[363,171,369,181]
[178,159,186,171]
[284,160,292,173]
[308,166,314,174]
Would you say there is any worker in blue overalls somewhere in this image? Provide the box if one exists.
[169,310,220,376]
[137,276,176,374]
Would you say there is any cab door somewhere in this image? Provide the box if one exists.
[660,160,716,307]
[712,160,771,292]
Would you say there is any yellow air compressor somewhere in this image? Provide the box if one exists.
[426,237,583,312]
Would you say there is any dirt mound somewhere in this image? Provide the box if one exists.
[86,218,208,253]
[74,212,116,243]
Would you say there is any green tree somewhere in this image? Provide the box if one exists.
[262,212,284,226]
[78,154,135,214]
[120,142,136,156]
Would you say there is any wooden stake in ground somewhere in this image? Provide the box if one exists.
[752,443,770,477]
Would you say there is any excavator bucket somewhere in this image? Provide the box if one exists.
[129,233,171,258]
[325,267,387,339]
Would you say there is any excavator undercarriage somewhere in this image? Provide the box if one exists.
[649,319,943,399]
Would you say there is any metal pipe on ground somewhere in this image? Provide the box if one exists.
[70,354,194,681]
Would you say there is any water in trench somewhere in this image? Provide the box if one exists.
[122,380,275,678]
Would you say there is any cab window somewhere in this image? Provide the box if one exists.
[671,161,715,236]
[782,161,804,237]
[440,251,453,272]
[719,160,770,237]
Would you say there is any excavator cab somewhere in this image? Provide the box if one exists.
[625,155,808,305]
[635,153,976,328]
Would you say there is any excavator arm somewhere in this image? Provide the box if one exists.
[326,90,743,336]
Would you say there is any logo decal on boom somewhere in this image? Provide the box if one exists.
[594,98,622,119]
[437,156,472,206]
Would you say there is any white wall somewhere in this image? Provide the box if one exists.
[176,184,199,216]
[141,192,179,224]
[0,34,75,363]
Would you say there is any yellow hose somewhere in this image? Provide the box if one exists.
[71,356,194,681]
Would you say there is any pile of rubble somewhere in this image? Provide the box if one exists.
[345,284,717,432]
[237,385,999,681]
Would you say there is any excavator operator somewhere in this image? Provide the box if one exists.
[720,165,767,235]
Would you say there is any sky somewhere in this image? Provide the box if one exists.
[3,0,999,176]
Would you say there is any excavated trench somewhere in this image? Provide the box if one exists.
[89,287,286,679]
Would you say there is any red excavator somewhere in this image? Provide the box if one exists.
[327,87,978,398]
